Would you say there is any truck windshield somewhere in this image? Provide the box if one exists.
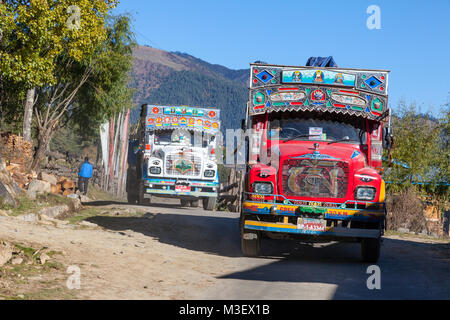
[267,113,366,144]
[154,129,215,148]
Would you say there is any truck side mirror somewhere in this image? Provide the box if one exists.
[241,119,247,131]
[383,127,393,150]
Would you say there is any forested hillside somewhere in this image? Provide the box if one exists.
[130,46,250,129]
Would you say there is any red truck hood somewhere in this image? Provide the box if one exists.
[274,141,367,200]
[250,141,379,202]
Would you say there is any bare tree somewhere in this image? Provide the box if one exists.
[31,60,93,171]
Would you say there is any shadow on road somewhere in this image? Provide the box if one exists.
[87,212,243,257]
[217,238,450,299]
[84,201,450,299]
[84,200,185,210]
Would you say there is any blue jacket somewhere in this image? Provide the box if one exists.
[79,162,93,179]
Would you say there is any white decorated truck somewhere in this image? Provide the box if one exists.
[126,104,221,210]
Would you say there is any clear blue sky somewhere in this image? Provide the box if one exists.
[114,0,450,116]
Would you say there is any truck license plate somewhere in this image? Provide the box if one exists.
[298,218,327,232]
[175,185,191,193]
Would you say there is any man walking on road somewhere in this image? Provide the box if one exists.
[78,157,93,196]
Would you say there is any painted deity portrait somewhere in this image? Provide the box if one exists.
[314,70,324,83]
[292,71,302,83]
[334,73,344,84]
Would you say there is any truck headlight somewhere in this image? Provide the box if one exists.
[253,182,273,195]
[150,167,162,175]
[355,187,376,201]
[204,170,215,178]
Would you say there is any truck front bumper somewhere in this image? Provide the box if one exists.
[242,201,385,239]
[144,178,218,198]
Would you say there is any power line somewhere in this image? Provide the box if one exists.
[133,27,163,50]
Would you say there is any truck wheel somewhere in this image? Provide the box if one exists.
[138,183,151,205]
[361,238,381,263]
[190,200,200,208]
[139,194,151,205]
[180,199,190,207]
[241,229,261,257]
[203,197,216,211]
[127,192,138,204]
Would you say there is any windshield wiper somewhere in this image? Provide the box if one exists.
[283,134,321,143]
[328,138,359,145]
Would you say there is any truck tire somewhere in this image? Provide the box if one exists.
[138,183,151,205]
[180,199,190,207]
[127,192,138,204]
[139,195,152,206]
[190,200,200,208]
[361,237,381,263]
[126,168,138,204]
[241,229,261,257]
[203,197,216,211]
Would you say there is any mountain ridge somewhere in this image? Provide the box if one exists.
[130,45,250,129]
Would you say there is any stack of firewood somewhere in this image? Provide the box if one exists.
[52,177,76,196]
[1,133,79,197]
[4,164,77,196]
[5,163,37,189]
[0,133,33,165]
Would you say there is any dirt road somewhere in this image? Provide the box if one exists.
[0,197,449,300]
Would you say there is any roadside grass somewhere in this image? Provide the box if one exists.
[0,182,124,220]
[37,193,75,209]
[66,207,104,225]
[385,230,450,243]
[1,193,76,217]
[65,205,144,225]
[14,244,37,260]
[2,195,42,216]
[86,184,124,202]
[0,243,76,300]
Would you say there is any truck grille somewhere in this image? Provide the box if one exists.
[281,159,349,199]
[166,153,202,177]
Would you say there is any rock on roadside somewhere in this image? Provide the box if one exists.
[27,179,51,199]
[0,210,9,217]
[39,253,50,265]
[38,205,70,220]
[17,204,73,223]
[67,194,82,210]
[0,241,13,267]
[79,221,98,228]
[38,172,58,186]
[11,257,23,265]
[0,181,16,207]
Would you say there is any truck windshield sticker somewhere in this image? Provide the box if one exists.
[309,127,324,141]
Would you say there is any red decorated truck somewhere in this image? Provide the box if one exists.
[240,62,392,262]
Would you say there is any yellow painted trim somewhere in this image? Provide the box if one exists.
[245,220,297,230]
[379,180,386,203]
[243,202,385,217]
